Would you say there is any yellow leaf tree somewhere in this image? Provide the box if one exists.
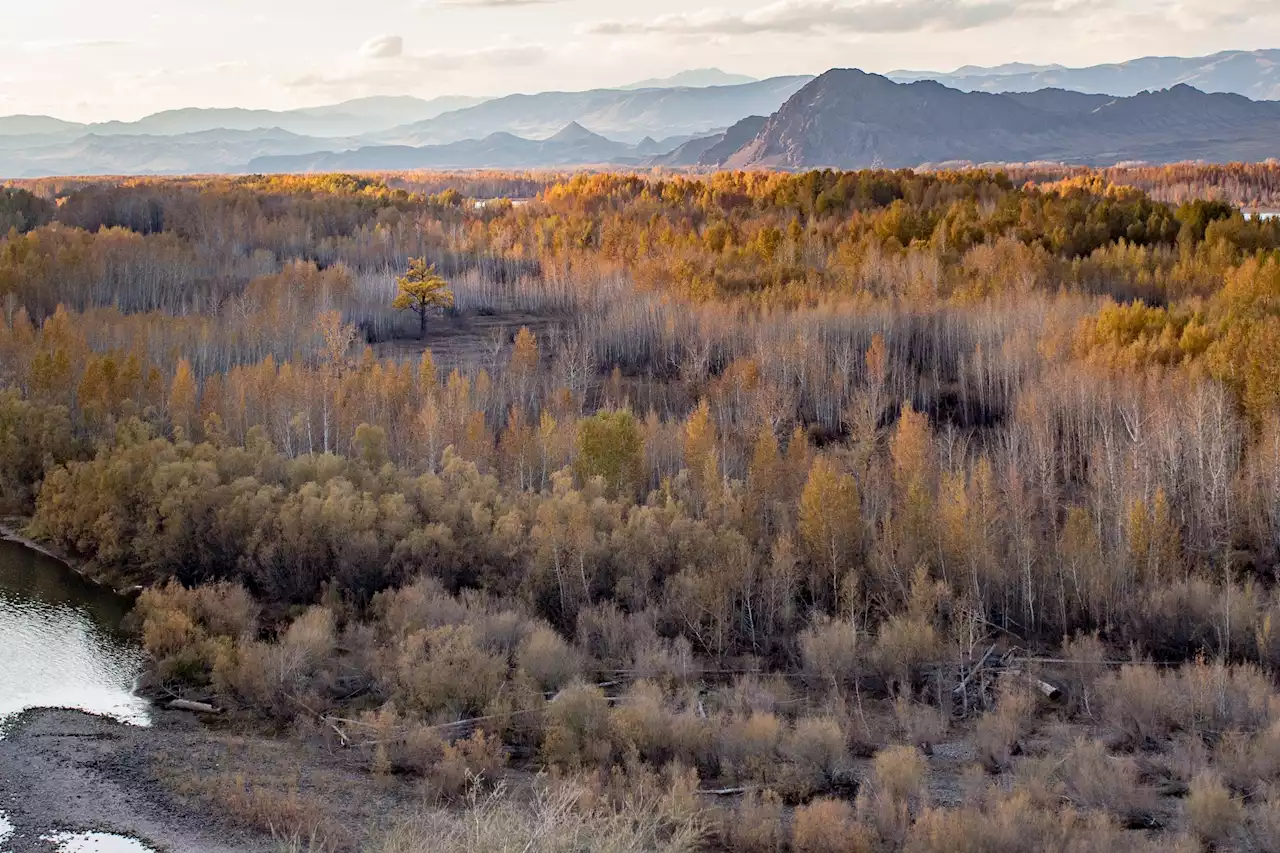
[393,258,454,341]
[798,454,862,611]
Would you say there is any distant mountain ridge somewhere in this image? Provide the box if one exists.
[0,96,490,142]
[621,69,758,90]
[249,123,645,172]
[714,70,1280,169]
[367,76,814,145]
[888,49,1280,100]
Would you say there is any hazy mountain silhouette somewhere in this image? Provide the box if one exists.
[249,123,641,172]
[620,69,759,90]
[0,128,357,178]
[888,49,1280,100]
[368,77,814,145]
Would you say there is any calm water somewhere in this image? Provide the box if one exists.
[0,538,149,729]
[0,539,156,853]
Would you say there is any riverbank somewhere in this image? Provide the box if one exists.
[0,519,139,597]
[0,709,412,853]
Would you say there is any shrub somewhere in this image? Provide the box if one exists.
[894,698,947,750]
[541,682,613,768]
[375,577,468,640]
[1057,738,1158,828]
[862,745,928,844]
[801,617,864,692]
[517,624,583,693]
[1057,633,1108,717]
[975,685,1034,771]
[190,582,259,638]
[1099,659,1278,747]
[718,790,786,853]
[1186,770,1241,846]
[1243,788,1280,853]
[780,716,851,799]
[718,713,783,785]
[611,680,675,765]
[1097,664,1172,746]
[1217,723,1280,795]
[389,625,508,717]
[873,614,941,691]
[792,797,874,853]
[142,606,208,680]
[429,730,507,800]
[137,581,250,683]
[902,790,1182,853]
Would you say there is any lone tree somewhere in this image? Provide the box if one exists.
[393,258,454,340]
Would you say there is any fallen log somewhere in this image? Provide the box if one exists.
[167,699,222,715]
[1005,670,1063,700]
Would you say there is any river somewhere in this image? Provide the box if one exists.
[0,537,155,853]
[0,538,150,729]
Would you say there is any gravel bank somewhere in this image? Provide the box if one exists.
[0,710,267,853]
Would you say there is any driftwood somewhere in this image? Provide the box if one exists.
[167,699,222,715]
[953,643,999,695]
[1009,670,1063,700]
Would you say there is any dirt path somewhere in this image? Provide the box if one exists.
[0,710,268,853]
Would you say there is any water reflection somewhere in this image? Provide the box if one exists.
[0,539,149,729]
[45,831,159,853]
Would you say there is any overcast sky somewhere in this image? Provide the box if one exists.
[2,0,1278,122]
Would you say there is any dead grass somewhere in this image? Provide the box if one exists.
[183,772,354,853]
[371,775,704,853]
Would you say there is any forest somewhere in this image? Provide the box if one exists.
[4,162,1280,852]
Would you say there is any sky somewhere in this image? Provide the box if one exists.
[2,0,1279,122]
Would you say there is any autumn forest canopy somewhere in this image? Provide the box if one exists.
[5,164,1280,851]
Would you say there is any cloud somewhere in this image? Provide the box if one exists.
[360,35,405,59]
[19,39,133,52]
[286,43,550,96]
[584,0,1084,37]
[436,0,564,5]
[1168,0,1280,27]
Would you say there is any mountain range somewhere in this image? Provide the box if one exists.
[715,71,1280,169]
[889,48,1280,100]
[364,77,812,146]
[0,74,809,177]
[2,52,1280,177]
[0,96,489,141]
[250,122,694,172]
